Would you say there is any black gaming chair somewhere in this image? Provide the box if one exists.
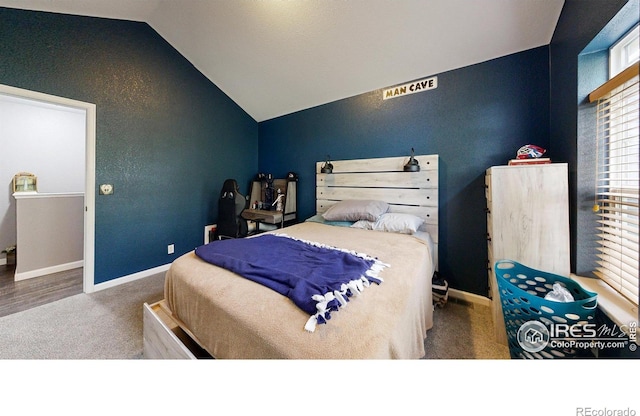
[216,179,248,239]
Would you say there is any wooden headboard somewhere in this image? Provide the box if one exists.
[316,154,439,268]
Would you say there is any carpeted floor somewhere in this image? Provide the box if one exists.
[423,298,510,359]
[0,271,509,359]
[0,272,165,359]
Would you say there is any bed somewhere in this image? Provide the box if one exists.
[143,154,439,359]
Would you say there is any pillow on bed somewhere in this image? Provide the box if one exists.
[374,213,424,234]
[305,214,355,227]
[351,213,424,234]
[350,219,375,230]
[321,200,389,222]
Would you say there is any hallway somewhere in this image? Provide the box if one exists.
[0,264,83,317]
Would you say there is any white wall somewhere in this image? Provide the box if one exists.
[0,94,85,261]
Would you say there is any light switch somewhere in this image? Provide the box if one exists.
[99,184,114,195]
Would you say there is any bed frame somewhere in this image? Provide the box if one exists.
[143,153,439,358]
[316,154,438,269]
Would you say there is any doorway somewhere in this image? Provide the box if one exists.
[0,84,96,294]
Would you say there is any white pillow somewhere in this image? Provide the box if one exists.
[351,219,375,230]
[322,200,389,222]
[373,213,424,234]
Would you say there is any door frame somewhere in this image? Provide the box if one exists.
[0,84,96,293]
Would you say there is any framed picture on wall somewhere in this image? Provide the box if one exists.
[12,172,37,193]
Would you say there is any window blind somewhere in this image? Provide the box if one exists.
[594,72,639,305]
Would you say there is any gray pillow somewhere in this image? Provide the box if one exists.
[321,200,389,222]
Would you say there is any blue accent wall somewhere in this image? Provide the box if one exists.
[0,8,258,284]
[259,47,550,296]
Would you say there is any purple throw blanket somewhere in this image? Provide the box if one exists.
[194,233,388,332]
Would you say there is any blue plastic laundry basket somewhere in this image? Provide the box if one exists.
[494,260,598,359]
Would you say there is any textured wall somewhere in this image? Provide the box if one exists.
[259,47,551,296]
[0,8,258,284]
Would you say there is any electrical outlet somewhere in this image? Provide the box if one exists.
[167,244,174,255]
[204,224,217,244]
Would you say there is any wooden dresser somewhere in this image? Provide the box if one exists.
[485,163,570,345]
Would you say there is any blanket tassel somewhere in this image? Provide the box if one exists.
[304,315,317,332]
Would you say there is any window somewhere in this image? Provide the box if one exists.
[610,24,639,78]
[589,26,639,306]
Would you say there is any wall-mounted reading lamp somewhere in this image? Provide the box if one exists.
[403,148,420,172]
[321,155,333,173]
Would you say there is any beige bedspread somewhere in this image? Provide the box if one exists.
[164,221,434,359]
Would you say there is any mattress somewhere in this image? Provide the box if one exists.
[164,221,435,359]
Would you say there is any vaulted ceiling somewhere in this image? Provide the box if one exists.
[0,0,565,121]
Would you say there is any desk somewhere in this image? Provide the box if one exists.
[247,179,297,227]
[241,209,283,234]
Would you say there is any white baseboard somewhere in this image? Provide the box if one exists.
[14,260,84,281]
[92,263,171,292]
[448,288,491,307]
